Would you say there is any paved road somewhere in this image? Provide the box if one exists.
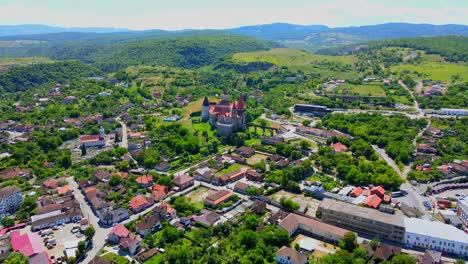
[117,119,128,149]
[67,178,111,264]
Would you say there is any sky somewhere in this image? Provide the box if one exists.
[0,0,467,30]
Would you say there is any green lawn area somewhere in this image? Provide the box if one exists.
[101,253,130,264]
[392,62,468,81]
[394,96,411,105]
[146,253,164,264]
[216,163,246,176]
[193,122,216,142]
[332,83,386,96]
[232,48,358,77]
[0,57,54,67]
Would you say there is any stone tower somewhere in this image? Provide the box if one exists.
[99,126,105,140]
[201,96,210,122]
[237,95,246,128]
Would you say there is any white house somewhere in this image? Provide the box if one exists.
[404,217,468,257]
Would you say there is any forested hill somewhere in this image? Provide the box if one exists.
[0,35,279,72]
[317,36,468,62]
[0,61,100,93]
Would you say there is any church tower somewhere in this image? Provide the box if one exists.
[201,96,210,122]
[99,126,105,140]
[237,95,246,128]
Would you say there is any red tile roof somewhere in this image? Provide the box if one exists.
[109,224,130,238]
[349,187,363,197]
[363,194,382,209]
[129,195,152,211]
[57,185,72,195]
[371,186,385,198]
[135,175,153,185]
[331,142,348,152]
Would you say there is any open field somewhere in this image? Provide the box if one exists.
[232,48,358,77]
[269,190,321,217]
[216,163,247,176]
[331,83,386,96]
[392,62,468,81]
[246,153,268,165]
[0,57,54,67]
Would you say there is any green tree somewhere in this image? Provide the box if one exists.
[389,254,417,264]
[109,175,122,187]
[302,120,311,126]
[84,226,96,241]
[4,252,29,264]
[1,217,15,227]
[78,240,86,253]
[339,232,358,252]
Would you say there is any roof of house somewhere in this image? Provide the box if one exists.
[0,168,30,179]
[331,142,348,152]
[135,175,153,185]
[94,171,111,181]
[349,187,363,197]
[57,185,72,195]
[363,194,382,209]
[195,209,221,226]
[279,213,349,238]
[136,215,160,231]
[10,230,45,257]
[419,250,442,264]
[90,257,113,264]
[0,185,21,200]
[172,174,194,186]
[276,246,308,264]
[205,190,233,205]
[364,242,401,261]
[234,181,250,191]
[370,186,385,197]
[129,195,152,210]
[109,224,130,238]
[237,146,255,155]
[29,252,53,264]
[42,179,58,189]
[275,159,289,167]
[119,233,141,250]
[154,202,176,215]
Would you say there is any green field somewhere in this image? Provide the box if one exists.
[232,48,357,77]
[331,83,386,96]
[392,62,468,81]
[0,57,54,67]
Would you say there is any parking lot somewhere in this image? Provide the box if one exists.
[40,223,86,260]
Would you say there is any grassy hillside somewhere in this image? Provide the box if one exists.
[0,35,278,72]
[231,48,357,77]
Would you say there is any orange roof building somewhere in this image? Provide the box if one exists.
[135,175,153,187]
[129,195,153,212]
[331,142,349,153]
[363,194,382,209]
[205,190,233,207]
[349,187,363,198]
[371,186,386,198]
[57,185,72,196]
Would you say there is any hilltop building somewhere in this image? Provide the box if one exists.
[201,90,246,136]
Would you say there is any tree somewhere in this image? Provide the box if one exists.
[4,252,29,264]
[299,140,311,150]
[1,217,15,227]
[455,260,466,264]
[109,175,122,187]
[339,232,358,252]
[389,254,417,264]
[302,120,311,126]
[280,197,300,211]
[78,240,86,253]
[84,226,95,241]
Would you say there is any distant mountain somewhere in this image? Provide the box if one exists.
[0,24,130,37]
[228,23,329,40]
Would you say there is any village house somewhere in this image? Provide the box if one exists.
[194,167,215,183]
[98,207,129,226]
[363,242,402,263]
[331,142,348,153]
[172,174,194,191]
[276,246,308,264]
[234,182,250,194]
[236,146,255,158]
[246,170,264,182]
[194,209,221,227]
[135,175,153,187]
[136,215,161,236]
[93,171,111,182]
[108,224,130,244]
[249,200,267,215]
[153,202,176,221]
[129,195,153,213]
[149,184,170,202]
[119,233,142,255]
[218,167,250,185]
[205,190,233,207]
[155,161,171,172]
[0,168,31,180]
[261,136,284,146]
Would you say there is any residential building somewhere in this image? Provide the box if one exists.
[155,162,170,172]
[154,203,176,221]
[249,200,267,214]
[218,167,249,185]
[136,215,161,236]
[98,207,129,226]
[194,209,221,227]
[0,186,23,217]
[0,168,31,180]
[234,182,250,194]
[279,213,349,243]
[404,217,468,257]
[275,246,308,264]
[363,242,401,262]
[319,199,405,243]
[172,174,194,190]
[331,142,348,153]
[108,224,130,244]
[10,231,48,259]
[261,136,284,146]
[135,175,153,187]
[418,250,442,264]
[149,184,169,201]
[205,190,233,207]
[119,233,141,255]
[201,91,246,136]
[246,170,264,182]
[31,196,82,231]
[129,195,153,213]
[236,146,255,158]
[93,171,111,182]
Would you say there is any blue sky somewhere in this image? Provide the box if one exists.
[0,0,467,29]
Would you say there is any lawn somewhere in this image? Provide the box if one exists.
[332,83,386,96]
[392,62,468,81]
[216,163,246,176]
[232,48,358,77]
[101,253,130,264]
[192,122,216,143]
[246,153,269,165]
